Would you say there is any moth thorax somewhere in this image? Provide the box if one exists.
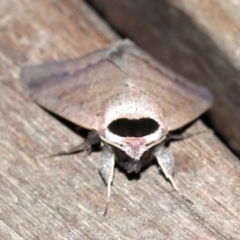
[108,118,159,137]
[106,118,161,160]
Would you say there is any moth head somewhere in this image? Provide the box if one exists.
[103,118,162,160]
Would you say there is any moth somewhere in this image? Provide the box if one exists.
[21,40,212,212]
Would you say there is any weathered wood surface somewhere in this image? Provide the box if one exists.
[0,0,239,239]
[91,0,240,155]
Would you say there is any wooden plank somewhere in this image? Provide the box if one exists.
[0,0,239,239]
[91,0,240,155]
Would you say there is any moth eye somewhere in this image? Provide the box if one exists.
[108,118,159,137]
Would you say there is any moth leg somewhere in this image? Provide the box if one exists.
[37,131,100,159]
[98,144,115,216]
[154,145,179,192]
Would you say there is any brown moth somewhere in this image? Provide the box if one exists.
[21,40,212,212]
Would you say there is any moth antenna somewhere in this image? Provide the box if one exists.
[35,131,100,160]
[35,142,90,160]
[167,129,213,142]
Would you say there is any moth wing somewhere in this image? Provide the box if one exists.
[115,40,213,131]
[21,39,213,133]
[20,47,126,130]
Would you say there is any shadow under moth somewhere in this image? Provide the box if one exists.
[20,39,212,214]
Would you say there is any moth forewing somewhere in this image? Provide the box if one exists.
[20,39,212,213]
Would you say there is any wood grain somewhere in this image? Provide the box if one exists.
[0,0,239,239]
[91,0,240,155]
